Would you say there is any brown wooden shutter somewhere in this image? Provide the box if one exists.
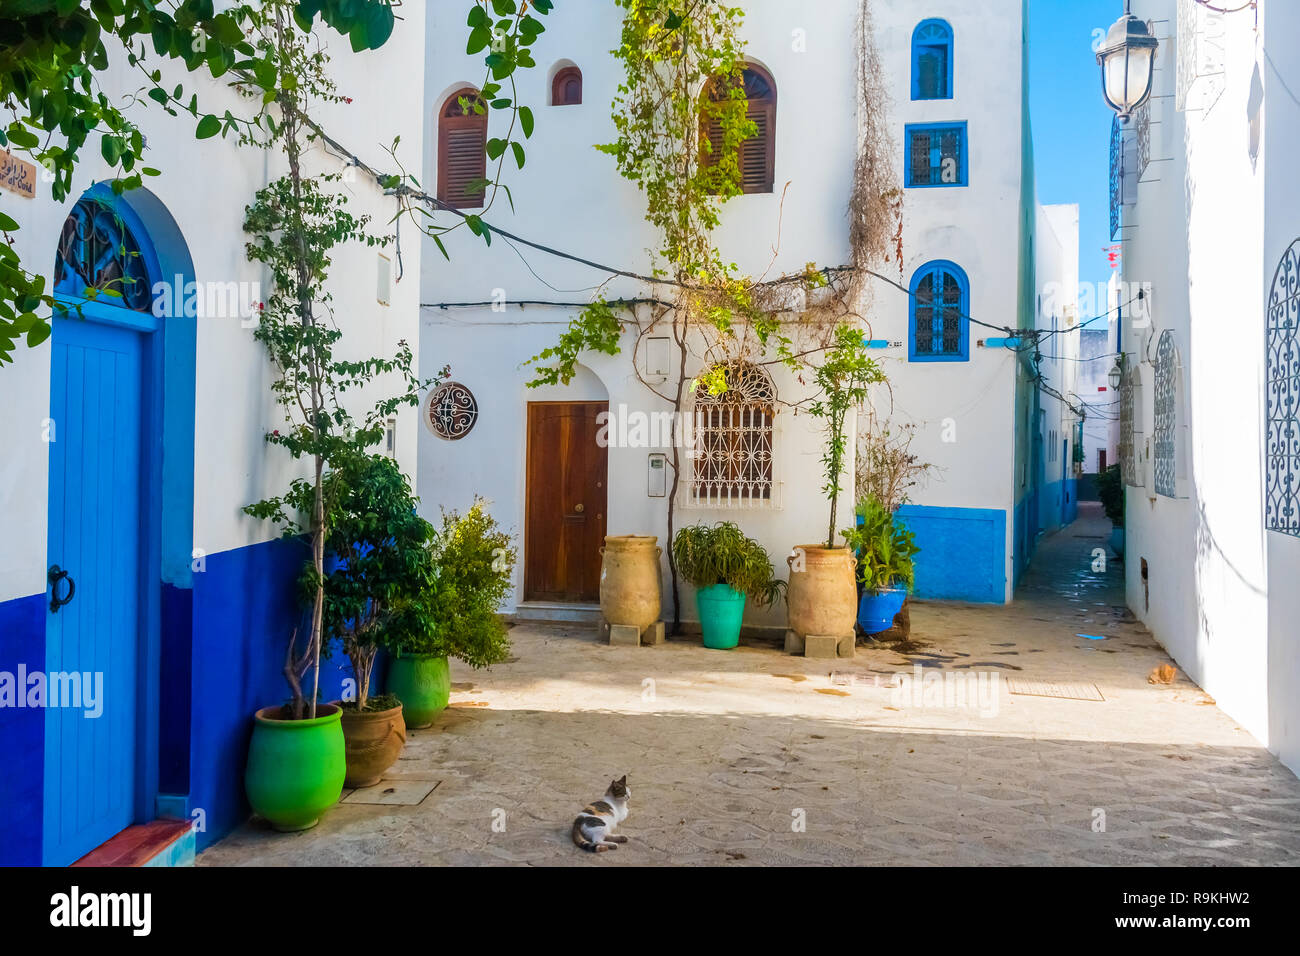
[741,103,774,193]
[438,89,487,209]
[701,67,775,194]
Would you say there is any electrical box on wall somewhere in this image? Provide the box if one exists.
[645,336,670,382]
[648,453,666,497]
[377,252,391,306]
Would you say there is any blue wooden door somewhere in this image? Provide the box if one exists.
[44,317,144,865]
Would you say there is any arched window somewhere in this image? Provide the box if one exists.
[912,19,954,100]
[54,197,152,312]
[437,88,487,209]
[689,362,776,507]
[701,64,776,194]
[1266,239,1299,535]
[908,260,969,362]
[552,65,582,106]
[1153,330,1183,498]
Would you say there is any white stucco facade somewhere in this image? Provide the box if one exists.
[418,0,1073,624]
[1118,0,1300,774]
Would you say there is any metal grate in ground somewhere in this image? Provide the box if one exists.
[1006,679,1105,701]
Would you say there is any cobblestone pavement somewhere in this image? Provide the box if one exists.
[201,503,1300,866]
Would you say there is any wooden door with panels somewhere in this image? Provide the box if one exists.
[524,402,607,603]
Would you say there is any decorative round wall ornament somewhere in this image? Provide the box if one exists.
[425,381,478,440]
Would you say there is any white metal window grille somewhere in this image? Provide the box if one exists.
[1154,331,1178,498]
[685,362,778,509]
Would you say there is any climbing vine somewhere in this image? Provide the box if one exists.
[237,1,432,718]
[523,0,902,630]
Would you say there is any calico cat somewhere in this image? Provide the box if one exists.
[571,775,630,853]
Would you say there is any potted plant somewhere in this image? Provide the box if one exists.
[672,522,784,649]
[1096,463,1125,560]
[311,452,437,787]
[788,325,887,647]
[843,494,918,635]
[386,498,516,727]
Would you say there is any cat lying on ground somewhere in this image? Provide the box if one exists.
[571,775,630,853]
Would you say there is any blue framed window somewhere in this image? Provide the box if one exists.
[909,260,969,362]
[912,19,954,100]
[905,122,967,187]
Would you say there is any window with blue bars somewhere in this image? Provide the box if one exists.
[912,19,954,100]
[906,122,967,188]
[909,260,969,362]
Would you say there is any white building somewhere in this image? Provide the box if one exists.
[1079,272,1122,478]
[0,9,429,863]
[418,0,1077,626]
[1115,0,1300,774]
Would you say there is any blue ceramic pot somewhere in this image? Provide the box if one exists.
[858,587,907,635]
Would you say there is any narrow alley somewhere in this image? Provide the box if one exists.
[200,504,1300,867]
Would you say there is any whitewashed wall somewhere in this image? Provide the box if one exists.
[0,9,427,600]
[1123,0,1298,774]
[1261,0,1300,774]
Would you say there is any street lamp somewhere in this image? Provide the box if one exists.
[1097,1,1159,121]
[1108,359,1124,390]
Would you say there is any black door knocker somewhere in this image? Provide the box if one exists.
[48,564,75,613]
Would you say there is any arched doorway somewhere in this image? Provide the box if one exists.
[43,185,195,864]
[523,365,609,604]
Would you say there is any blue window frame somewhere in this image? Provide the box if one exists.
[905,121,968,188]
[912,19,954,100]
[909,260,969,362]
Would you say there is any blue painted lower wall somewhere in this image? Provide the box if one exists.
[1037,479,1080,534]
[894,505,1008,604]
[186,535,371,852]
[0,593,46,866]
[1012,491,1039,588]
[3,535,377,865]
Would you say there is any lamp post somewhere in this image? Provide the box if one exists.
[1097,1,1159,122]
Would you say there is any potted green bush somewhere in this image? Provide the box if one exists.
[312,452,436,787]
[842,494,918,635]
[788,325,887,647]
[385,499,516,727]
[672,522,783,649]
[1096,463,1125,560]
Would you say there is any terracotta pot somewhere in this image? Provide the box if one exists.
[336,700,407,789]
[786,545,857,639]
[599,535,662,631]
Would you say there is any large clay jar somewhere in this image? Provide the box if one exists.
[599,535,662,631]
[337,700,407,789]
[786,545,857,639]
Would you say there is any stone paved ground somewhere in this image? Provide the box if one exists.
[201,503,1300,866]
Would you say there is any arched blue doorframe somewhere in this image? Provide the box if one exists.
[44,184,195,864]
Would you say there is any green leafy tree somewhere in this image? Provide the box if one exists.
[0,0,551,364]
[808,324,886,548]
[239,1,430,718]
[0,0,399,364]
[282,452,437,712]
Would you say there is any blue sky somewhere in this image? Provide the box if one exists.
[1027,0,1120,297]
